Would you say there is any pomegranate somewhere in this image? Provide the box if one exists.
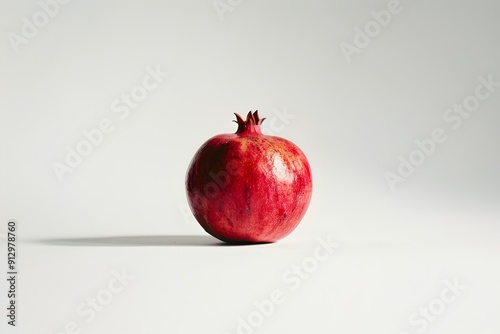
[185,111,312,244]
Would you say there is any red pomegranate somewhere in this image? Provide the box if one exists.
[185,111,312,244]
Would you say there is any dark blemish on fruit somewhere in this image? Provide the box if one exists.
[244,185,251,214]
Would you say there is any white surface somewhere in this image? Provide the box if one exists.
[1,0,499,333]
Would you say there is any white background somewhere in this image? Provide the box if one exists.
[1,0,499,333]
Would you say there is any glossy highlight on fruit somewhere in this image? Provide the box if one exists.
[185,111,312,244]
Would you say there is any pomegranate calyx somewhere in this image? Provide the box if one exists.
[233,110,266,134]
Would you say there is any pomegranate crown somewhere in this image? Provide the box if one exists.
[233,111,266,134]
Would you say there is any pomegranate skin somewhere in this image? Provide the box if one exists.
[185,111,312,244]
